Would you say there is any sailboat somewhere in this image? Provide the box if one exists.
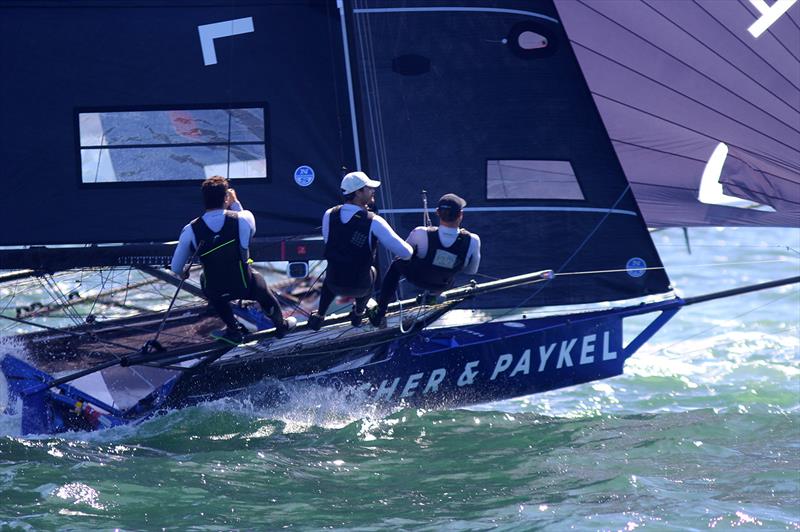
[0,0,797,435]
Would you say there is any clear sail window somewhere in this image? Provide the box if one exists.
[487,160,584,200]
[79,107,267,183]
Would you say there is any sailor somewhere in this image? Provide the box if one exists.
[307,171,413,330]
[369,193,481,327]
[171,176,296,342]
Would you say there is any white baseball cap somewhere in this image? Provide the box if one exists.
[340,171,381,194]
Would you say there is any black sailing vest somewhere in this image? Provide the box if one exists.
[324,205,377,290]
[406,227,472,291]
[191,211,251,299]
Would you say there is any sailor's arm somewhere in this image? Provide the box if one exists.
[227,189,256,249]
[371,216,413,259]
[463,233,482,274]
[170,225,195,276]
[321,209,332,243]
[406,227,429,259]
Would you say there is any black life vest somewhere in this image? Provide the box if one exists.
[324,205,377,290]
[191,211,251,299]
[405,227,472,291]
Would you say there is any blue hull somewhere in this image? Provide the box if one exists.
[302,311,628,408]
[1,300,681,435]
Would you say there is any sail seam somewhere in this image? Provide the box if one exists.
[643,0,800,115]
[570,38,800,143]
[610,139,800,192]
[734,0,800,61]
[591,91,800,164]
[693,0,800,90]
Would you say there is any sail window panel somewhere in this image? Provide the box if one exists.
[81,144,266,183]
[78,107,267,183]
[487,160,584,200]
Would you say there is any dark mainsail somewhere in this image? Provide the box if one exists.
[0,0,675,307]
[350,0,672,306]
[0,1,356,247]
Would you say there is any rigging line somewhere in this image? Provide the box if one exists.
[644,287,799,358]
[694,0,800,90]
[593,92,800,167]
[357,3,395,231]
[226,106,233,180]
[0,313,141,353]
[655,242,800,251]
[0,277,22,316]
[92,130,106,183]
[281,266,325,319]
[38,275,75,323]
[151,241,204,345]
[481,186,636,325]
[355,4,397,270]
[41,275,82,326]
[736,0,800,61]
[85,267,113,319]
[122,267,133,307]
[553,258,792,278]
[571,40,800,146]
[643,0,800,114]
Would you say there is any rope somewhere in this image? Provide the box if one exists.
[476,185,635,324]
[642,287,800,358]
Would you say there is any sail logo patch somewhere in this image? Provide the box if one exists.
[626,257,647,278]
[294,165,315,187]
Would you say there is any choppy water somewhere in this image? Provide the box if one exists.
[1,227,799,530]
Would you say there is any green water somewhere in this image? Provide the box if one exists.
[1,228,799,530]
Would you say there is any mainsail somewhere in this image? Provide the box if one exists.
[0,0,676,310]
[350,1,672,306]
[0,1,355,248]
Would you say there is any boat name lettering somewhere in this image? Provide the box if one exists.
[457,361,479,387]
[368,330,618,401]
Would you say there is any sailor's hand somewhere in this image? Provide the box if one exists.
[225,188,238,208]
[180,269,190,280]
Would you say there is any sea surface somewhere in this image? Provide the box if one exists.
[1,227,798,530]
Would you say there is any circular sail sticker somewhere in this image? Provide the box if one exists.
[294,165,315,187]
[626,257,647,278]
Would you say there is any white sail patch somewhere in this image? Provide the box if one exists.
[198,17,255,66]
[747,0,798,38]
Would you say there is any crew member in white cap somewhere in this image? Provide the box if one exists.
[307,171,413,330]
[369,193,481,327]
